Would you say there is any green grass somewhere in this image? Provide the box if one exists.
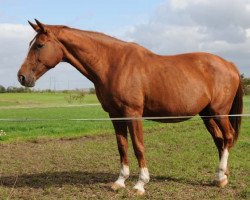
[0,92,98,108]
[0,93,249,199]
[0,93,104,141]
[0,94,249,143]
[0,93,165,142]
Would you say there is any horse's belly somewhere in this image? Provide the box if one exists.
[143,107,193,123]
[143,95,209,122]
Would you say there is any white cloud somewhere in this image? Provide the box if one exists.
[0,24,33,38]
[123,0,250,76]
[0,24,93,89]
[246,3,250,12]
[246,28,250,38]
[170,0,189,10]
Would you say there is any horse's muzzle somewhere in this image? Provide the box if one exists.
[18,75,25,83]
[17,74,35,87]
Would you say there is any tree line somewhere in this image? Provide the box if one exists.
[241,75,250,95]
[0,86,96,94]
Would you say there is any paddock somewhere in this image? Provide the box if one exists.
[0,93,249,199]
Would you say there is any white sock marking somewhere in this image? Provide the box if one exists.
[133,167,150,193]
[114,164,129,187]
[217,148,229,181]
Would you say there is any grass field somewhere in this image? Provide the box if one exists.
[0,93,249,199]
[0,93,164,142]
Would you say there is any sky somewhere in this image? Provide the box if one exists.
[0,0,250,90]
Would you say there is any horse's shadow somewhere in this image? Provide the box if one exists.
[0,171,214,189]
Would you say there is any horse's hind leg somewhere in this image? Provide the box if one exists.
[200,109,231,187]
[213,116,235,187]
[203,118,229,187]
[202,117,224,160]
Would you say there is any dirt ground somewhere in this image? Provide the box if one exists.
[0,132,248,200]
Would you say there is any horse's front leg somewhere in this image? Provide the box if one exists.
[110,116,130,190]
[127,117,150,195]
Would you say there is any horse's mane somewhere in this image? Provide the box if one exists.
[49,25,151,54]
[63,26,128,45]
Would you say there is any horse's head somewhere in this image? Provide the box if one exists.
[17,19,64,87]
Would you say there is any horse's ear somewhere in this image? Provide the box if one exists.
[28,20,40,32]
[34,19,47,33]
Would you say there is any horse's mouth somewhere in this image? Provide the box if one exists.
[24,82,35,87]
[19,82,35,88]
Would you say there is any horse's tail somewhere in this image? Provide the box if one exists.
[229,76,243,143]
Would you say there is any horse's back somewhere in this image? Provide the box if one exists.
[142,52,240,118]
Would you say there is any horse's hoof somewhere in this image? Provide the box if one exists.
[111,182,125,191]
[133,188,145,196]
[215,178,228,188]
[133,185,145,196]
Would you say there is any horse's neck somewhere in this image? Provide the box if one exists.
[58,28,112,85]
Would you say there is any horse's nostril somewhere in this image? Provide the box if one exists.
[18,75,25,83]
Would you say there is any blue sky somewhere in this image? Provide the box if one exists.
[0,0,163,31]
[0,0,250,90]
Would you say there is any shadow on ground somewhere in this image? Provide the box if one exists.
[0,171,214,189]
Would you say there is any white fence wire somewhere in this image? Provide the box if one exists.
[0,114,249,122]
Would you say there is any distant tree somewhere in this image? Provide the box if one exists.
[6,86,31,93]
[241,74,250,95]
[0,85,6,93]
[89,87,96,94]
[6,86,14,93]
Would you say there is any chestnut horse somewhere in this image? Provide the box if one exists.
[18,20,243,195]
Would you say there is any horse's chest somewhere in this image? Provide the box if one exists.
[95,86,144,114]
[95,88,121,113]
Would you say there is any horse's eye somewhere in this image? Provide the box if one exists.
[36,43,44,49]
